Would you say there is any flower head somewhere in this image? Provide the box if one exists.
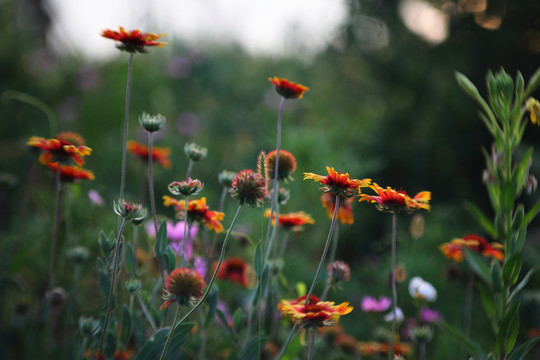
[268,77,309,99]
[278,294,353,328]
[229,169,268,207]
[127,140,171,168]
[113,199,147,225]
[361,295,392,313]
[46,163,95,181]
[384,307,405,323]
[161,267,205,309]
[526,97,540,125]
[267,149,297,182]
[218,170,237,188]
[213,257,255,288]
[168,178,204,196]
[264,209,314,232]
[439,234,504,262]
[184,142,208,162]
[27,135,92,166]
[408,276,437,302]
[163,196,224,233]
[304,166,370,198]
[359,183,431,214]
[321,193,355,224]
[420,307,442,324]
[327,260,351,283]
[139,112,166,133]
[101,27,167,53]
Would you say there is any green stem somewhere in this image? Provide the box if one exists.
[1,90,58,136]
[307,329,316,360]
[181,195,189,267]
[158,305,182,360]
[119,52,134,200]
[328,222,340,265]
[388,213,398,360]
[148,132,159,236]
[96,218,128,359]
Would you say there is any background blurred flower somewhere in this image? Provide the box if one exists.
[409,276,437,302]
[162,197,225,233]
[88,189,104,206]
[47,163,95,181]
[278,294,353,328]
[439,234,504,262]
[420,307,442,324]
[361,295,392,313]
[321,193,354,224]
[383,307,404,323]
[101,27,167,53]
[127,140,171,168]
[213,257,255,288]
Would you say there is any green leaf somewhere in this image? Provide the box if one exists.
[521,199,540,228]
[477,281,495,319]
[525,67,540,97]
[120,305,132,346]
[465,202,497,238]
[496,302,520,355]
[232,308,246,335]
[241,335,268,360]
[154,222,168,258]
[509,266,540,302]
[133,323,195,360]
[502,253,522,285]
[216,308,237,342]
[163,246,176,273]
[252,265,269,304]
[254,241,263,277]
[513,147,533,196]
[440,321,486,360]
[125,241,137,277]
[491,261,503,293]
[465,248,492,286]
[456,72,483,103]
[204,286,219,327]
[507,336,540,360]
[98,268,111,303]
[512,205,525,232]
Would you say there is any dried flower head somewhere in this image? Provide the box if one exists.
[161,267,205,309]
[321,193,354,224]
[359,183,431,214]
[278,294,353,328]
[229,169,268,207]
[304,166,371,198]
[127,140,171,168]
[101,27,167,53]
[184,142,208,162]
[327,260,351,283]
[218,170,237,188]
[268,77,309,99]
[266,149,297,182]
[139,112,166,133]
[113,199,147,225]
[168,178,204,196]
[47,287,67,310]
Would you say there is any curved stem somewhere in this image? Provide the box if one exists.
[158,304,181,360]
[328,222,340,265]
[389,213,398,360]
[119,52,134,200]
[174,205,243,327]
[97,218,128,359]
[1,90,58,137]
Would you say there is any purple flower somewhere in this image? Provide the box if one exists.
[361,295,392,313]
[145,220,199,259]
[420,307,442,324]
[194,256,208,279]
[88,189,104,206]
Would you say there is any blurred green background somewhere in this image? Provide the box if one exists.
[1,0,540,358]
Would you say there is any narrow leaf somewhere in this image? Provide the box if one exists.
[133,323,195,360]
[509,266,540,302]
[507,336,540,360]
[125,241,137,277]
[440,321,486,360]
[120,305,132,345]
[521,199,540,228]
[465,202,497,238]
[465,248,493,286]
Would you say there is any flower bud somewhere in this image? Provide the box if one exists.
[125,279,142,295]
[139,112,166,133]
[168,178,204,196]
[114,199,147,225]
[218,170,237,188]
[184,142,207,161]
[78,316,101,337]
[66,246,90,264]
[47,287,67,310]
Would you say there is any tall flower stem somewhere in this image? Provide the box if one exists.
[328,222,340,265]
[48,163,63,290]
[148,132,159,236]
[119,52,134,200]
[388,213,398,360]
[464,266,475,356]
[97,218,128,359]
[264,98,286,255]
[158,304,181,360]
[277,196,340,359]
[307,329,317,360]
[181,195,189,267]
[185,159,194,180]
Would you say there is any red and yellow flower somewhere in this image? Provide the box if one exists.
[161,267,205,309]
[268,77,309,99]
[213,257,255,288]
[304,166,371,198]
[27,135,92,166]
[264,209,315,231]
[101,27,167,53]
[277,294,353,328]
[321,193,355,224]
[439,234,504,262]
[47,162,95,181]
[127,140,171,168]
[163,196,224,233]
[359,183,431,214]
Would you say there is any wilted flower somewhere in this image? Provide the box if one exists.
[361,295,392,313]
[327,260,351,283]
[218,170,237,188]
[359,183,431,214]
[526,97,540,125]
[304,166,371,198]
[127,140,171,168]
[161,267,205,309]
[268,77,309,99]
[264,209,315,232]
[278,294,353,328]
[439,234,504,262]
[46,163,95,181]
[101,27,167,53]
[213,257,255,288]
[113,199,147,225]
[266,149,297,182]
[168,178,204,196]
[321,193,354,224]
[229,169,268,207]
[27,135,92,166]
[139,112,166,133]
[184,142,208,161]
[409,276,437,302]
[163,197,224,233]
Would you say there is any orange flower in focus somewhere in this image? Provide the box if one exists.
[278,294,353,328]
[163,196,224,233]
[359,183,431,214]
[321,193,354,224]
[264,209,315,232]
[440,234,504,262]
[27,135,92,166]
[101,27,167,53]
[268,77,309,99]
[47,163,95,181]
[213,257,255,288]
[127,140,171,168]
[304,166,371,198]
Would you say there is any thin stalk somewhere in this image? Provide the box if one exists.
[48,163,63,290]
[328,221,340,265]
[464,266,474,356]
[96,218,128,359]
[181,195,189,267]
[186,160,194,180]
[119,52,134,200]
[388,213,398,360]
[137,292,158,331]
[263,203,280,265]
[158,305,181,360]
[277,323,302,359]
[148,132,159,236]
[320,281,332,300]
[307,329,317,360]
[278,231,290,260]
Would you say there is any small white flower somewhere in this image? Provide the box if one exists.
[384,307,404,323]
[409,276,437,302]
